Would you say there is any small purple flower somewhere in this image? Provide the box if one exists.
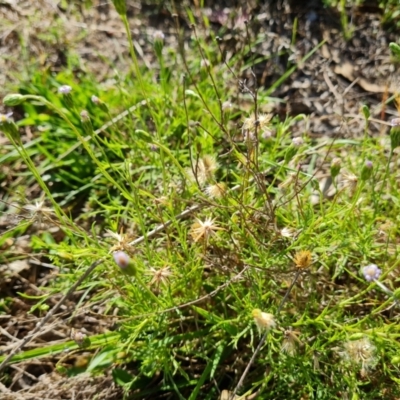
[113,251,130,269]
[153,30,165,41]
[292,137,304,147]
[91,95,100,104]
[390,118,400,127]
[0,112,13,123]
[58,85,72,95]
[362,264,382,282]
[365,160,373,169]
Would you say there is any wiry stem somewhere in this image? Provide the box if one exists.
[230,269,302,399]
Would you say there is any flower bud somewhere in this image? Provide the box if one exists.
[330,158,341,179]
[80,110,94,136]
[360,160,373,181]
[0,113,21,144]
[361,104,370,120]
[3,93,25,106]
[389,42,400,58]
[153,30,165,58]
[58,85,74,109]
[111,0,126,16]
[390,126,400,150]
[113,251,136,276]
[91,95,109,113]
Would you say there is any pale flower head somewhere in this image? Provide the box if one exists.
[390,118,400,127]
[0,112,13,123]
[153,30,165,41]
[292,137,304,147]
[58,85,72,94]
[362,264,382,282]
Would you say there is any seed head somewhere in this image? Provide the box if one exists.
[105,229,133,253]
[281,329,301,356]
[294,250,312,269]
[342,172,358,196]
[204,182,226,199]
[147,266,172,288]
[190,217,222,243]
[252,309,276,332]
[341,337,377,374]
[242,113,273,137]
[188,155,218,186]
[24,200,54,225]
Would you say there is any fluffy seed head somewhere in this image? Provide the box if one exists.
[341,337,377,374]
[204,182,226,199]
[252,309,276,332]
[281,329,301,356]
[188,155,218,186]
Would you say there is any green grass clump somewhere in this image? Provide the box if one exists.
[1,2,400,399]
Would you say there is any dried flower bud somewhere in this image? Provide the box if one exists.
[294,250,312,269]
[70,328,89,347]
